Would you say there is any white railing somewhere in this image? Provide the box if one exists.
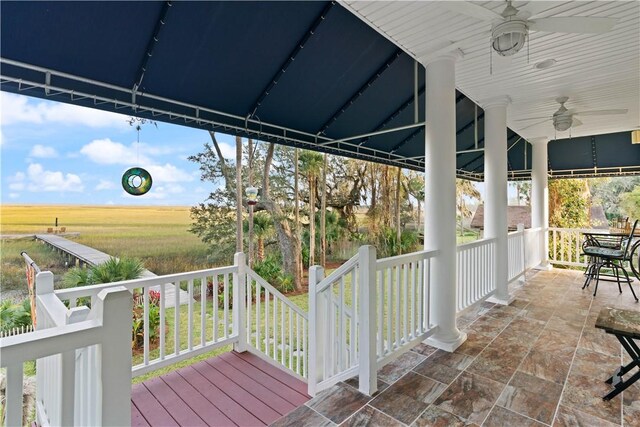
[55,264,239,377]
[524,227,545,270]
[308,246,438,397]
[0,272,131,427]
[507,224,526,284]
[308,252,359,395]
[375,249,437,366]
[549,227,591,267]
[245,264,308,380]
[456,237,497,312]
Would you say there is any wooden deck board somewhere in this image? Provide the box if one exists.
[132,351,310,426]
[132,384,179,427]
[233,351,309,396]
[219,352,309,406]
[205,356,296,414]
[143,377,208,427]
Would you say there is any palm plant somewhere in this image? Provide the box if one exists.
[299,151,324,266]
[62,257,144,288]
[251,212,274,262]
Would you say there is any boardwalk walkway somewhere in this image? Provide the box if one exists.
[35,234,190,307]
[131,351,310,426]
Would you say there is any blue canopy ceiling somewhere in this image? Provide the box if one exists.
[1,1,638,179]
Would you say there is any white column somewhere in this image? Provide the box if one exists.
[482,96,514,305]
[531,137,552,269]
[423,54,466,352]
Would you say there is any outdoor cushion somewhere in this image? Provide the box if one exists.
[583,246,625,258]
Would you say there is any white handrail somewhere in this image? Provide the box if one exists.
[316,253,358,293]
[1,273,132,427]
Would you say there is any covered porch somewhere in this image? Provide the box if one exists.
[1,1,639,426]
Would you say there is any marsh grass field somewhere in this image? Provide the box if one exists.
[1,204,212,297]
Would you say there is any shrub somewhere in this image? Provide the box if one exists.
[0,299,32,332]
[131,290,161,350]
[253,255,296,294]
[61,257,144,288]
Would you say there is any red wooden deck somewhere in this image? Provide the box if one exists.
[131,351,310,426]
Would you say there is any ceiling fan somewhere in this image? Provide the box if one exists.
[440,1,618,58]
[516,97,628,132]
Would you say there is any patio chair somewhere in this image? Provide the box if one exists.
[582,220,639,302]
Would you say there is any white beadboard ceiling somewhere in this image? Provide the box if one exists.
[342,1,640,142]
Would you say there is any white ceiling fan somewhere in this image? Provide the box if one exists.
[516,97,628,133]
[440,1,618,58]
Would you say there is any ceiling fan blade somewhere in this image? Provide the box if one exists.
[572,117,583,127]
[518,119,550,131]
[514,116,551,121]
[438,1,502,22]
[574,109,628,116]
[529,17,617,34]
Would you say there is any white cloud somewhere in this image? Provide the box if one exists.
[145,164,193,183]
[1,93,129,128]
[96,179,116,191]
[9,193,20,199]
[9,163,84,192]
[217,142,236,159]
[80,138,151,165]
[29,144,58,158]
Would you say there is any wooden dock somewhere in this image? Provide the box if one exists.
[131,351,309,426]
[35,234,190,307]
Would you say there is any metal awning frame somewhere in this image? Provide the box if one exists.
[1,58,427,170]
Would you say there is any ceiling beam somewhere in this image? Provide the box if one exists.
[247,1,335,118]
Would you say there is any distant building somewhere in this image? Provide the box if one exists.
[471,205,608,230]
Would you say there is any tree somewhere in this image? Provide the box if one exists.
[590,176,640,219]
[252,212,274,262]
[299,151,324,267]
[456,179,481,235]
[548,179,590,228]
[620,185,640,219]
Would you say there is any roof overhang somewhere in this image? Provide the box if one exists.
[1,1,637,180]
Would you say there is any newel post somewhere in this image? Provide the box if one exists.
[93,286,132,427]
[35,271,55,331]
[358,245,377,396]
[233,252,247,352]
[308,265,325,396]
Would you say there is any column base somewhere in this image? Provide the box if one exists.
[534,262,553,271]
[487,294,515,306]
[426,331,467,352]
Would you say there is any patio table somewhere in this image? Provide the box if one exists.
[595,307,640,400]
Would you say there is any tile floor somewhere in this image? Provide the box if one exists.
[271,269,640,426]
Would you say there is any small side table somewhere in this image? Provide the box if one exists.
[595,307,640,401]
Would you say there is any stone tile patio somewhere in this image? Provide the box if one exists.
[271,269,640,426]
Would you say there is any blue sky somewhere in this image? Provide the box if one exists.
[1,92,238,206]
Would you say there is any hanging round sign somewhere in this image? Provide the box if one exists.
[122,167,152,196]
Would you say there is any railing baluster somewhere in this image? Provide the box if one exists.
[403,262,408,343]
[174,281,180,355]
[386,268,392,352]
[6,363,24,427]
[201,276,206,346]
[213,275,219,343]
[377,269,383,356]
[273,293,278,361]
[296,313,301,374]
[418,259,424,333]
[143,286,149,365]
[246,274,252,346]
[255,281,261,349]
[160,282,165,360]
[264,289,270,356]
[281,300,285,366]
[288,308,293,370]
[339,275,345,371]
[188,279,194,351]
[223,273,229,339]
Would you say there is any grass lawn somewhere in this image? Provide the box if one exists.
[1,205,213,295]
